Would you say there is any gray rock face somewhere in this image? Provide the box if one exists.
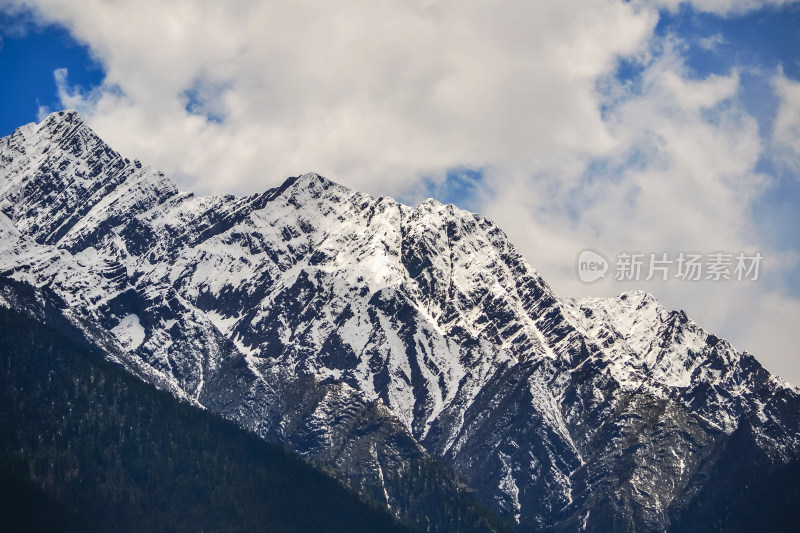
[1,110,798,531]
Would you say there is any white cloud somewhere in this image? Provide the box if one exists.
[772,70,800,173]
[10,0,800,384]
[36,103,50,121]
[479,35,800,384]
[652,0,800,16]
[12,0,656,195]
[696,32,726,51]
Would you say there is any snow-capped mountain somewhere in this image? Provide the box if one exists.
[2,110,799,531]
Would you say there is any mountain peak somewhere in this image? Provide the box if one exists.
[46,108,83,123]
[276,171,354,199]
[1,114,799,532]
[36,109,85,137]
[297,171,325,183]
[7,109,97,158]
[3,110,87,155]
[0,109,179,247]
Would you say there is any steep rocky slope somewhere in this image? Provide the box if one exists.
[1,110,798,531]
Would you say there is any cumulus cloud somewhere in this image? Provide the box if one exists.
[8,0,800,383]
[772,70,800,173]
[653,0,800,16]
[471,33,800,383]
[10,0,657,195]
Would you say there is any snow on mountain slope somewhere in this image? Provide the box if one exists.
[1,110,798,531]
[564,291,799,446]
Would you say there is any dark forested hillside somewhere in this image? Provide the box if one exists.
[0,306,411,533]
[668,421,800,533]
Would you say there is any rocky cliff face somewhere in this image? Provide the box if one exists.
[2,110,798,531]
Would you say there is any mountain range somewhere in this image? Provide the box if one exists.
[1,110,799,531]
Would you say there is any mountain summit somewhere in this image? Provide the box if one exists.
[2,110,799,531]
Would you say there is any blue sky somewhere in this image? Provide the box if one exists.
[657,5,800,131]
[1,0,799,383]
[0,11,102,136]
